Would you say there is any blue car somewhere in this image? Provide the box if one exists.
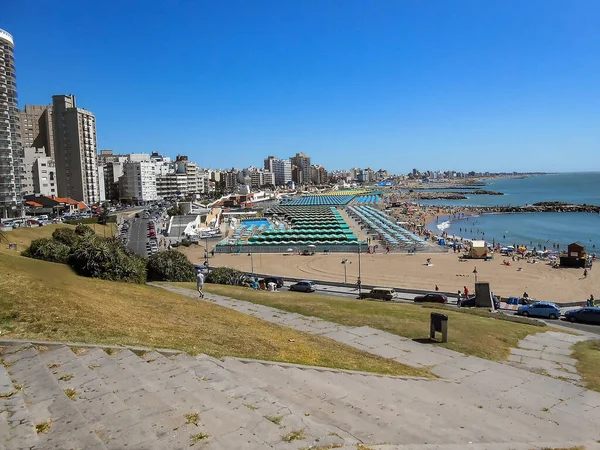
[564,307,600,324]
[517,302,561,320]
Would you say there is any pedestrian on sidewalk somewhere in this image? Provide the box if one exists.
[196,270,205,299]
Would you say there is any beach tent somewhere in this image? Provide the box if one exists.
[468,240,488,259]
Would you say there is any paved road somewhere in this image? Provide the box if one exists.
[296,282,600,336]
[128,217,149,257]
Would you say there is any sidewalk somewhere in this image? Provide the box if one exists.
[158,284,594,379]
[153,284,600,446]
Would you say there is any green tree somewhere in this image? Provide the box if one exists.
[205,267,250,286]
[21,238,71,264]
[97,202,110,225]
[146,250,196,282]
[52,228,80,247]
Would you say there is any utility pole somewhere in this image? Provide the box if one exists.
[358,244,362,295]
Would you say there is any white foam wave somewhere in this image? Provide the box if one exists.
[437,220,451,231]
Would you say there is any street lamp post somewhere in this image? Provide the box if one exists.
[358,244,362,295]
[341,259,351,284]
[248,252,254,276]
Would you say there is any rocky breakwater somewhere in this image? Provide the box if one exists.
[410,190,504,200]
[471,202,600,213]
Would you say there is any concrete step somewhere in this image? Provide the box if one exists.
[219,357,352,448]
[99,348,285,449]
[220,360,402,443]
[0,344,107,450]
[37,345,163,449]
[142,351,348,449]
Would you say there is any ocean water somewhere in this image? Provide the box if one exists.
[431,212,600,250]
[419,172,600,207]
[423,173,600,248]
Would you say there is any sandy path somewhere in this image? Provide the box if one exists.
[182,247,598,304]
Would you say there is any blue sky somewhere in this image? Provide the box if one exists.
[4,0,600,173]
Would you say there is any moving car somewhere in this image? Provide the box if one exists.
[414,293,448,304]
[289,280,316,292]
[459,295,500,309]
[517,302,561,319]
[564,307,600,324]
[359,287,397,301]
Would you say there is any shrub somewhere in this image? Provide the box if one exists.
[52,228,80,247]
[75,224,95,237]
[180,239,192,247]
[69,235,146,283]
[146,250,196,282]
[64,216,116,226]
[206,267,250,286]
[21,238,71,264]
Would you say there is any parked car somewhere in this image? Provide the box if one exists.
[359,287,397,301]
[263,276,284,288]
[414,293,448,304]
[289,280,316,292]
[564,307,600,324]
[148,232,157,238]
[459,295,500,309]
[517,302,561,319]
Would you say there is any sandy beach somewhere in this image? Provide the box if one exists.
[181,247,598,304]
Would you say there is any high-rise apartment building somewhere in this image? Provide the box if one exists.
[52,94,100,204]
[98,150,128,201]
[121,154,157,202]
[264,155,276,172]
[250,169,275,189]
[272,158,292,186]
[310,164,328,185]
[290,152,311,185]
[0,29,23,218]
[18,105,49,150]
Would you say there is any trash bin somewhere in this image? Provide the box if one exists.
[430,312,448,343]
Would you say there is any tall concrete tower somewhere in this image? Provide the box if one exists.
[52,94,100,204]
[0,29,23,218]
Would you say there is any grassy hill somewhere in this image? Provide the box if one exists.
[0,239,425,377]
[171,283,550,362]
[0,223,116,253]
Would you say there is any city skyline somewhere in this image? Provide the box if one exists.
[4,1,600,174]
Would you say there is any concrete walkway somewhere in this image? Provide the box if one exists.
[508,331,588,382]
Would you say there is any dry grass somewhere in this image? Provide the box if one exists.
[0,223,116,254]
[572,340,600,393]
[35,419,52,434]
[173,283,547,361]
[282,429,305,442]
[0,248,427,377]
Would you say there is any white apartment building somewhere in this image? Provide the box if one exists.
[121,154,157,202]
[250,169,276,189]
[0,29,23,217]
[20,146,58,197]
[272,159,292,186]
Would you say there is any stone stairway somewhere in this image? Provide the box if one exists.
[1,341,599,450]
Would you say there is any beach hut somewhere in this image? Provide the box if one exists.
[560,242,586,268]
[468,240,488,259]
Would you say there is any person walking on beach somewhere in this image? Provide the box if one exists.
[584,269,588,278]
[196,270,205,298]
[464,286,469,298]
[590,294,595,307]
[435,285,439,291]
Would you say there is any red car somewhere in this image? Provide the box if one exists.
[414,293,448,304]
[148,232,157,238]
